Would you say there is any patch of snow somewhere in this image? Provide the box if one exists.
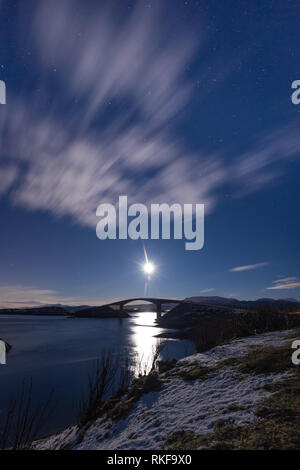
[70,369,289,450]
[35,426,78,450]
[179,329,293,368]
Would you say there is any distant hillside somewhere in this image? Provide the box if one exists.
[159,301,236,330]
[55,305,92,313]
[72,306,130,318]
[185,296,300,312]
[185,296,239,305]
[158,296,300,332]
[0,306,69,316]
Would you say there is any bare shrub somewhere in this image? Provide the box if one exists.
[0,379,53,449]
[77,350,119,427]
[76,349,136,427]
[77,343,165,427]
[118,354,133,393]
[134,340,164,377]
[150,340,164,371]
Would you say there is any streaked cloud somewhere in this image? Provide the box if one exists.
[0,284,110,308]
[267,282,300,290]
[229,262,269,272]
[0,165,18,195]
[199,288,216,294]
[0,284,60,308]
[0,1,299,230]
[0,1,227,226]
[231,123,300,197]
[32,1,201,130]
[272,277,297,284]
[266,277,300,290]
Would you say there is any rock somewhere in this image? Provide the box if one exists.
[0,339,12,352]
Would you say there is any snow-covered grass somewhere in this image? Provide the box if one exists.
[180,329,293,368]
[35,329,297,450]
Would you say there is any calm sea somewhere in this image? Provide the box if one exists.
[0,312,193,437]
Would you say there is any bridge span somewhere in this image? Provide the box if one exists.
[102,297,186,320]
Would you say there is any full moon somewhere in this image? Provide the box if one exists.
[143,262,155,275]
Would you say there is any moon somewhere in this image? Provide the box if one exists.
[143,262,155,275]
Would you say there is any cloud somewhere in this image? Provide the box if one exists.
[0,165,18,195]
[0,1,299,230]
[0,284,60,308]
[0,284,112,308]
[199,288,216,294]
[0,1,227,226]
[3,98,225,227]
[231,124,300,197]
[266,277,300,290]
[32,0,201,130]
[229,262,269,272]
[272,277,297,284]
[267,282,300,290]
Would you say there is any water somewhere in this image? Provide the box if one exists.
[0,312,194,436]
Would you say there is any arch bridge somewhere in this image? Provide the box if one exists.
[103,297,186,321]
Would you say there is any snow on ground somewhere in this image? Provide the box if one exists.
[180,329,293,368]
[36,329,294,450]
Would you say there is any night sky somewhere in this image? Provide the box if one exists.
[0,0,300,307]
